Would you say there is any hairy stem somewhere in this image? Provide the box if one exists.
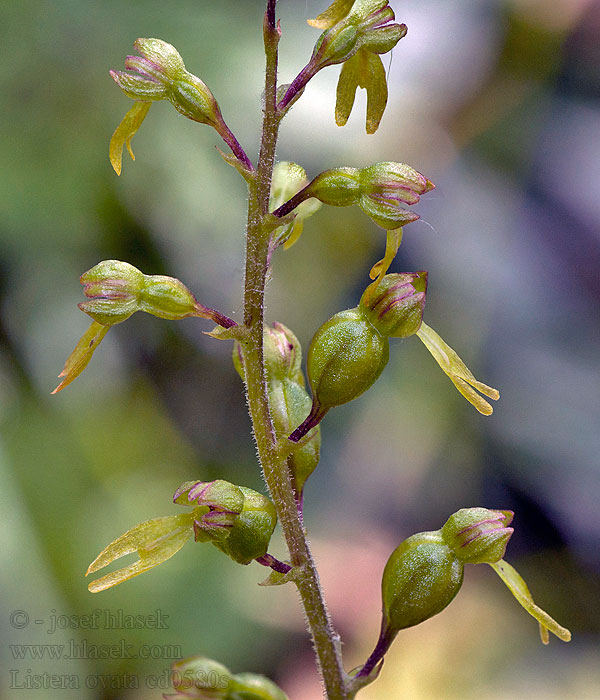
[239,3,349,699]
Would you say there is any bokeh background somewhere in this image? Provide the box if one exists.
[2,0,599,698]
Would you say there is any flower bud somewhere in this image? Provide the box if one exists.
[78,260,205,325]
[168,656,233,699]
[359,272,427,338]
[382,531,464,633]
[174,479,245,514]
[358,162,434,229]
[307,167,361,207]
[264,322,304,384]
[229,673,289,700]
[441,508,514,564]
[211,487,277,565]
[233,323,304,385]
[78,260,144,325]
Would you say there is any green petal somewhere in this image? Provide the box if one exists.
[109,101,151,175]
[52,321,110,394]
[490,560,571,643]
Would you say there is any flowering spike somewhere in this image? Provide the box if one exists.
[416,321,499,415]
[490,560,571,643]
[51,321,109,394]
[86,513,196,593]
[109,101,151,175]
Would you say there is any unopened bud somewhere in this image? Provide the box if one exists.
[173,479,245,514]
[78,260,204,325]
[382,531,463,633]
[264,322,304,384]
[360,272,427,338]
[441,508,514,564]
[233,323,304,385]
[111,38,224,129]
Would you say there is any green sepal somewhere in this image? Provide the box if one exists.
[441,507,514,564]
[359,272,427,339]
[308,0,355,29]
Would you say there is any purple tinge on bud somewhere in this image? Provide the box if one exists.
[109,68,167,101]
[173,479,245,515]
[441,508,514,564]
[357,162,434,229]
[78,260,144,326]
[359,272,427,338]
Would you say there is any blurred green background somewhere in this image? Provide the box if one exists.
[2,0,599,698]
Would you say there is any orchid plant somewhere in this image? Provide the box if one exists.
[54,2,570,698]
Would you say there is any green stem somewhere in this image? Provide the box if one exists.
[239,4,349,699]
